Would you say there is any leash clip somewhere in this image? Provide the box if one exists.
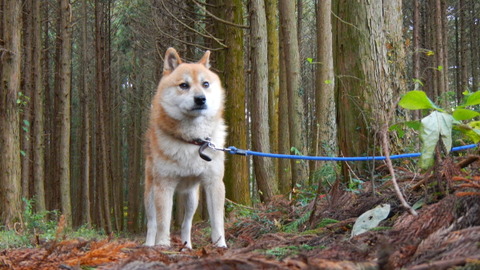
[196,137,241,161]
[198,137,216,162]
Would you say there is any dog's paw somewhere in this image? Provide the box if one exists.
[153,239,171,247]
[179,241,193,251]
[214,238,227,248]
[144,239,156,247]
[216,243,227,248]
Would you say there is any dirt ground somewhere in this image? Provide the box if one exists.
[1,157,480,270]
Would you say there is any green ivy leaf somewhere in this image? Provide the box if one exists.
[389,123,405,138]
[389,120,421,138]
[469,121,480,129]
[306,57,313,64]
[452,108,480,121]
[399,90,439,110]
[464,91,480,106]
[404,120,421,130]
[454,125,480,143]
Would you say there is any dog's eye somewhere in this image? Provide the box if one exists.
[202,81,210,88]
[179,83,189,90]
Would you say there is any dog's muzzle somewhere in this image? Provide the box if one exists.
[192,95,207,110]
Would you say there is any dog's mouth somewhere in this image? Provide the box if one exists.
[191,104,207,111]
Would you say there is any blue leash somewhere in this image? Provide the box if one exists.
[221,144,478,162]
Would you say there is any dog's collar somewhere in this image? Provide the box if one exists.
[187,138,210,146]
[185,137,214,161]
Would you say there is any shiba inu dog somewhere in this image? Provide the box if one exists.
[144,48,227,249]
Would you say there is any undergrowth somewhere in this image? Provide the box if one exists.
[259,244,322,259]
[0,198,106,249]
[228,183,325,238]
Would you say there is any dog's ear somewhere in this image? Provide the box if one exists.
[164,48,182,74]
[197,50,211,69]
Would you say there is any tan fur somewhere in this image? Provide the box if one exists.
[144,48,227,248]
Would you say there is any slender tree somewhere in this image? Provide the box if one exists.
[277,31,292,194]
[265,0,280,184]
[79,0,92,226]
[311,0,337,184]
[21,0,34,202]
[412,0,422,107]
[57,0,73,226]
[95,0,112,233]
[250,0,278,201]
[471,0,479,91]
[459,0,469,95]
[470,0,480,91]
[214,0,251,205]
[435,0,447,105]
[279,0,309,187]
[0,0,23,228]
[32,0,46,213]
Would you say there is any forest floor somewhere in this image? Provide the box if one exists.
[1,156,480,270]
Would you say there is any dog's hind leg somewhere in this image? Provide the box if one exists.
[204,179,227,247]
[180,185,200,249]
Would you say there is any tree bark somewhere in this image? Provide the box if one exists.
[32,0,46,213]
[413,0,422,122]
[277,31,292,194]
[219,0,251,205]
[460,0,469,96]
[334,0,398,179]
[472,0,480,91]
[0,0,23,228]
[311,0,337,185]
[21,0,34,202]
[435,0,447,105]
[95,0,112,233]
[250,0,278,201]
[265,0,279,185]
[279,0,309,187]
[58,0,73,226]
[79,0,92,226]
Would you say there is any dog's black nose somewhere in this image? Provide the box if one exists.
[194,95,206,105]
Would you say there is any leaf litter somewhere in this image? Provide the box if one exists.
[1,156,480,269]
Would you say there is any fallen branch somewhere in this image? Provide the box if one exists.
[407,256,480,270]
[456,155,479,168]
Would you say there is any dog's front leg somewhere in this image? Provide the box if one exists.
[144,159,157,246]
[145,188,157,246]
[180,185,199,249]
[204,179,227,247]
[154,182,175,247]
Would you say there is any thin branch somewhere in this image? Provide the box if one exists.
[330,10,363,35]
[381,124,418,216]
[154,23,223,51]
[192,0,250,29]
[160,0,227,48]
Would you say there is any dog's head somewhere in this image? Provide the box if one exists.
[157,48,224,119]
